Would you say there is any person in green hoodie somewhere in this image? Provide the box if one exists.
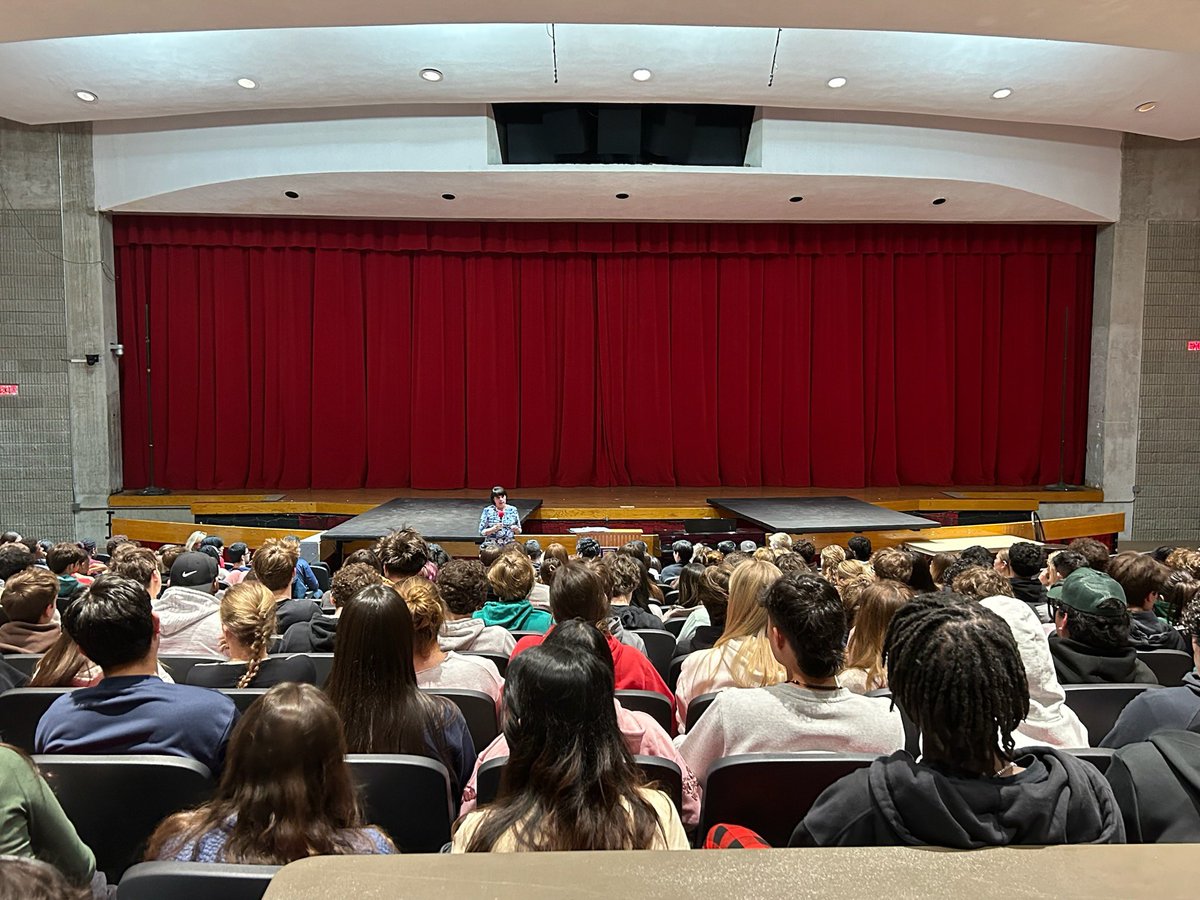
[475,550,552,634]
[46,542,90,611]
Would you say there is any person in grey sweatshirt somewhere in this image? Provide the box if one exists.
[436,560,516,656]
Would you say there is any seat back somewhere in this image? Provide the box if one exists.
[303,653,336,688]
[459,650,509,677]
[2,653,42,678]
[1065,747,1117,774]
[346,754,453,853]
[685,691,720,733]
[864,688,922,758]
[615,690,672,732]
[509,631,540,642]
[159,655,223,684]
[700,752,877,847]
[1136,649,1194,687]
[0,687,72,752]
[662,618,686,639]
[632,629,674,681]
[475,756,508,806]
[474,755,684,815]
[423,688,498,748]
[116,861,278,900]
[310,562,332,592]
[1063,683,1162,745]
[35,755,214,883]
[667,655,688,693]
[220,689,270,714]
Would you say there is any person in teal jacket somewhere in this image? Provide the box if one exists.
[475,551,552,633]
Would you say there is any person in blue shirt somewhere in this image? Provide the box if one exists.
[478,486,521,547]
[34,575,238,775]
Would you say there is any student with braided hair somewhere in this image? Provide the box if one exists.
[187,583,317,689]
[790,593,1125,847]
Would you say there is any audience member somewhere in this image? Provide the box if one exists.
[343,547,382,573]
[154,551,226,657]
[461,620,700,825]
[0,542,34,590]
[575,537,602,560]
[794,539,818,567]
[377,529,431,581]
[840,580,914,694]
[950,565,1015,601]
[679,574,904,783]
[543,542,570,568]
[0,569,61,654]
[775,552,809,575]
[996,542,1049,621]
[790,594,1124,847]
[253,539,322,634]
[398,576,504,705]
[836,574,875,629]
[46,543,90,605]
[768,533,793,552]
[280,562,380,653]
[523,538,544,568]
[675,560,784,731]
[35,576,238,773]
[673,564,732,656]
[147,683,395,863]
[716,540,737,556]
[958,545,996,568]
[478,541,504,569]
[1043,550,1087,589]
[928,551,957,588]
[1106,552,1188,651]
[325,584,476,796]
[452,638,688,852]
[187,582,317,688]
[435,561,516,655]
[870,548,913,586]
[222,541,251,586]
[1048,568,1156,685]
[184,531,207,552]
[0,856,91,900]
[427,543,452,570]
[739,540,757,554]
[107,546,163,598]
[1105,730,1200,842]
[476,552,551,633]
[819,544,845,576]
[1068,537,1111,573]
[847,535,872,562]
[604,554,664,631]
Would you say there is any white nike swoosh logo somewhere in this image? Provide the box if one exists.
[182,570,198,578]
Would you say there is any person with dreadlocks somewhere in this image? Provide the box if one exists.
[789,593,1125,847]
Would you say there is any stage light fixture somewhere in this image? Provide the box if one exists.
[632,68,653,82]
[827,77,847,88]
[237,78,258,89]
[420,68,444,82]
[74,89,98,102]
[991,87,1012,99]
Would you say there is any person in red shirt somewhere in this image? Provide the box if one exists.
[511,561,675,712]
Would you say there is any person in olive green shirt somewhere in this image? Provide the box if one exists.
[0,745,96,889]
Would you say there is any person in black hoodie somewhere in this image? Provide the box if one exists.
[790,594,1125,847]
[1106,551,1188,652]
[1106,730,1200,841]
[997,542,1050,623]
[1048,568,1157,685]
[279,562,381,653]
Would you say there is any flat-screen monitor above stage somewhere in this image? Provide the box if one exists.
[707,496,939,534]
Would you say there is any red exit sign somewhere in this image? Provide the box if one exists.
[1189,341,1200,352]
[0,385,17,396]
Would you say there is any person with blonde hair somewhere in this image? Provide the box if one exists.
[476,552,552,633]
[674,559,785,731]
[397,577,504,705]
[768,533,793,552]
[186,582,317,689]
[951,566,1016,601]
[841,580,914,694]
[819,544,846,576]
[184,531,207,552]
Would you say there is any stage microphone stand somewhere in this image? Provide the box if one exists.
[1045,305,1079,492]
[138,295,169,496]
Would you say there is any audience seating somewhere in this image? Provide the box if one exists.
[1065,747,1116,774]
[661,589,680,606]
[700,752,878,847]
[303,653,335,688]
[685,692,719,733]
[614,689,673,732]
[221,689,270,714]
[0,687,71,751]
[632,629,675,681]
[459,650,509,677]
[424,688,499,749]
[160,655,223,684]
[662,618,686,639]
[35,755,214,882]
[1062,683,1163,746]
[474,755,684,815]
[1136,649,1194,686]
[116,861,278,900]
[509,631,540,642]
[310,562,332,592]
[864,688,922,757]
[667,655,688,693]
[1,653,41,678]
[345,754,454,853]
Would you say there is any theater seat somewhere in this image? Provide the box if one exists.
[1062,684,1163,746]
[1,653,42,678]
[615,689,672,732]
[667,655,689,693]
[701,752,878,847]
[663,618,686,639]
[1135,649,1194,687]
[159,655,223,684]
[685,692,719,733]
[1065,747,1116,774]
[473,755,684,815]
[632,629,676,681]
[303,653,335,688]
[116,861,278,900]
[220,689,270,714]
[509,631,540,643]
[346,754,454,853]
[0,687,71,752]
[423,688,498,749]
[864,688,922,757]
[459,650,509,677]
[35,755,214,883]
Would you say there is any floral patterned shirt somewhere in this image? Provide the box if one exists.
[478,505,521,545]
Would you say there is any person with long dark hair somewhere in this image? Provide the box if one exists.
[324,583,476,797]
[790,594,1125,847]
[147,683,395,862]
[452,635,689,851]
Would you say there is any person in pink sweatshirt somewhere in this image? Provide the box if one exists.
[459,620,700,827]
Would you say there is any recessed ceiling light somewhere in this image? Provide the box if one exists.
[283,190,299,199]
[991,87,1012,100]
[1136,101,1157,113]
[74,90,97,103]
[236,78,257,90]
[419,68,444,83]
[615,193,630,200]
[789,196,804,203]
[826,77,847,89]
[441,193,456,200]
[932,197,947,206]
[632,68,653,82]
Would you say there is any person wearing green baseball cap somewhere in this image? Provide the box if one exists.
[1047,568,1157,685]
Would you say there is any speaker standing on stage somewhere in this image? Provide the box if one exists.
[479,486,521,546]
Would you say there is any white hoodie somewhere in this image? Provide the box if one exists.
[153,585,227,658]
[981,595,1089,749]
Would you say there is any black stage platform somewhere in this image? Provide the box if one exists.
[706,496,938,534]
[322,497,543,543]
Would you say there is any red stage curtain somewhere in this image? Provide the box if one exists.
[114,217,1094,490]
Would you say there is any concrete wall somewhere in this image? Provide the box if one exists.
[1090,135,1200,542]
[0,117,120,542]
